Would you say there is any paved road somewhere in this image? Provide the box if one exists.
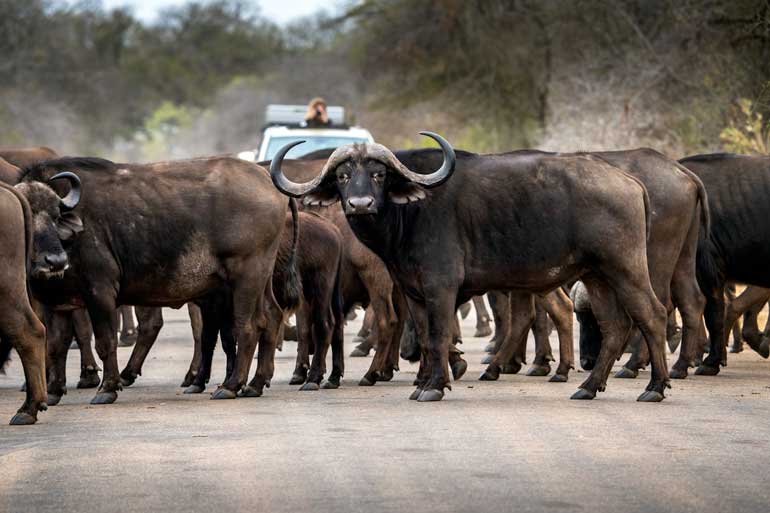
[1,306,769,513]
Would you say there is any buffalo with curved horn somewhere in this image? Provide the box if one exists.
[269,133,669,404]
[271,131,455,214]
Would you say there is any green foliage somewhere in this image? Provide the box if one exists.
[2,0,770,158]
[720,98,769,155]
[140,102,197,160]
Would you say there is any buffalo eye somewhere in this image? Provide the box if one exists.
[337,173,350,183]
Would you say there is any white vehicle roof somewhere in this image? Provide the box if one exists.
[247,126,375,162]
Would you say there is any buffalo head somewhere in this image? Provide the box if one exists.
[15,172,83,278]
[269,132,456,215]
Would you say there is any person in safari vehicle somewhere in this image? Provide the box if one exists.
[303,97,332,128]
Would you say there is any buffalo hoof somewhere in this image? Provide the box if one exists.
[549,373,568,383]
[90,391,117,405]
[210,387,237,400]
[358,375,375,387]
[474,325,493,338]
[480,354,494,365]
[239,385,263,397]
[47,393,62,406]
[288,373,306,386]
[479,368,499,381]
[349,346,370,357]
[409,388,422,400]
[637,390,665,402]
[729,343,743,354]
[669,367,689,379]
[78,372,101,389]
[119,374,136,388]
[570,388,596,400]
[417,389,444,402]
[451,359,468,380]
[526,364,551,377]
[118,330,137,347]
[501,363,521,374]
[321,380,339,390]
[299,382,320,391]
[483,342,495,353]
[614,367,638,379]
[758,339,770,359]
[180,372,197,388]
[184,384,205,394]
[9,412,37,425]
[695,364,720,376]
[377,370,394,382]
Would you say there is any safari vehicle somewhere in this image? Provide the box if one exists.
[238,104,375,162]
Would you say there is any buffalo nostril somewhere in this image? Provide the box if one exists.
[44,253,68,270]
[348,196,374,209]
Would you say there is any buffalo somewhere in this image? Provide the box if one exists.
[532,149,709,380]
[0,168,82,424]
[678,153,770,374]
[0,182,47,424]
[20,156,297,404]
[270,133,669,402]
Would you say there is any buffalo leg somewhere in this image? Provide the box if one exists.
[486,291,510,354]
[480,292,535,381]
[350,305,375,357]
[472,295,492,338]
[726,286,770,358]
[608,272,669,399]
[527,299,554,376]
[303,299,335,389]
[323,296,346,389]
[407,297,431,398]
[449,314,467,380]
[697,280,728,375]
[290,304,312,385]
[181,303,203,387]
[85,291,122,405]
[668,250,708,379]
[119,307,164,386]
[413,285,456,402]
[118,306,137,347]
[45,310,74,406]
[539,288,574,382]
[214,261,272,399]
[243,286,282,396]
[72,308,100,389]
[572,279,633,399]
[1,299,47,425]
[186,303,224,394]
[359,268,398,386]
[616,330,648,378]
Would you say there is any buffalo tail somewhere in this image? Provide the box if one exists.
[283,198,302,312]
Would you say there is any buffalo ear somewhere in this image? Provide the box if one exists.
[301,181,340,207]
[57,212,84,241]
[388,182,427,204]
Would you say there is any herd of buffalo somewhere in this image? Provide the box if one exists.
[1,133,769,425]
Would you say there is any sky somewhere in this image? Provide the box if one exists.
[98,0,343,24]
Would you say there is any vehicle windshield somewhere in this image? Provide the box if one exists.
[265,135,370,160]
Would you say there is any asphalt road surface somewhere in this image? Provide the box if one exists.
[2,306,769,513]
